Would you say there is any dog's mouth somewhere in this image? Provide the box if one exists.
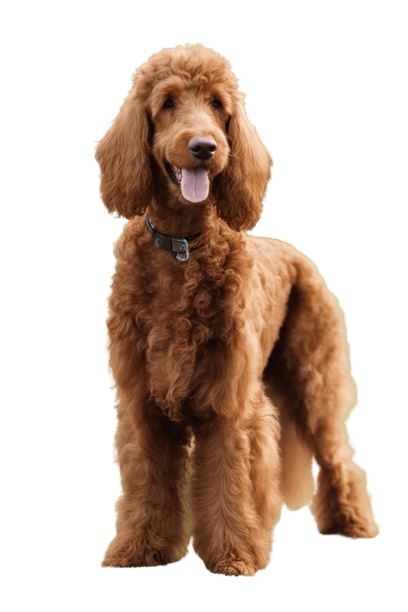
[165,161,210,203]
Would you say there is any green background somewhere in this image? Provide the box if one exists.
[1,0,407,611]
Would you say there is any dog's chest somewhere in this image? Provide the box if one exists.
[142,263,245,418]
[146,270,238,358]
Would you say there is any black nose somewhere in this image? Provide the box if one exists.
[188,137,217,160]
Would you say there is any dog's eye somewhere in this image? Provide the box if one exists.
[163,99,175,109]
[212,99,222,109]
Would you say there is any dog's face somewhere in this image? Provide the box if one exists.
[96,45,272,231]
[149,78,231,205]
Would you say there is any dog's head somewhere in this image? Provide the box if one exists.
[95,45,272,231]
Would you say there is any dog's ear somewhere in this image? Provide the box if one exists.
[95,81,153,218]
[213,96,272,231]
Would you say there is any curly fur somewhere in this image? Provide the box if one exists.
[96,44,377,576]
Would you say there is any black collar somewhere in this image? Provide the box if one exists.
[146,215,202,263]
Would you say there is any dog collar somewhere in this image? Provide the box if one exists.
[145,215,202,263]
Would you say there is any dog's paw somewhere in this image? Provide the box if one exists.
[210,553,257,577]
[102,536,175,568]
[313,465,379,539]
[317,514,378,539]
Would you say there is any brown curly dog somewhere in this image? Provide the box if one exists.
[95,44,377,576]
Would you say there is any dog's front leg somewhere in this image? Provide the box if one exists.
[102,400,190,567]
[190,394,281,576]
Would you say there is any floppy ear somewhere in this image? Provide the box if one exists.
[213,96,272,231]
[95,82,153,218]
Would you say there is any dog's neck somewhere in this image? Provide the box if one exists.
[146,195,211,238]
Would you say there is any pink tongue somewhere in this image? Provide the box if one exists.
[180,167,209,203]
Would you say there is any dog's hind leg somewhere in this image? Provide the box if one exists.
[266,250,378,538]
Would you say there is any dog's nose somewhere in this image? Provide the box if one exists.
[188,137,217,161]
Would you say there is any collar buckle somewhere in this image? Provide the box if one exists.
[172,238,190,262]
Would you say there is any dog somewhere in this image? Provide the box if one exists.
[95,44,377,576]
